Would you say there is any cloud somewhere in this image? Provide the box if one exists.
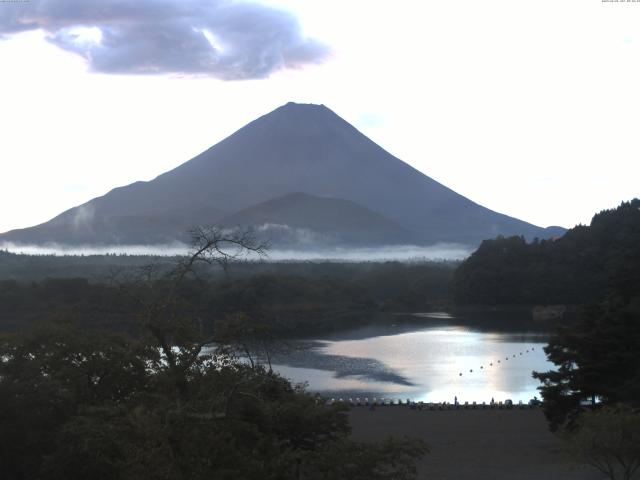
[71,204,95,231]
[254,223,331,246]
[262,244,473,262]
[0,0,329,79]
[0,241,472,262]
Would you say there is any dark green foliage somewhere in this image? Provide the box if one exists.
[0,277,143,332]
[0,230,428,480]
[533,301,640,430]
[0,250,178,282]
[453,199,640,306]
[0,320,426,480]
[467,201,640,431]
[0,261,455,335]
[561,405,640,480]
[0,319,154,479]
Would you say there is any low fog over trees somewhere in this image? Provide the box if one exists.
[0,227,427,480]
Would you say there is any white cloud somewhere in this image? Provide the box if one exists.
[0,0,638,236]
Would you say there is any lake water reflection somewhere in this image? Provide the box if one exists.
[271,312,554,403]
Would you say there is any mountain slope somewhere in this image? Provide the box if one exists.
[0,102,563,246]
[221,192,414,246]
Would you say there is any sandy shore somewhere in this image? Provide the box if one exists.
[349,407,602,480]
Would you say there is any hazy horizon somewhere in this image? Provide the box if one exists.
[0,241,472,262]
[2,0,639,235]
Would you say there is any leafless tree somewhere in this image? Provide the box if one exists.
[112,226,267,397]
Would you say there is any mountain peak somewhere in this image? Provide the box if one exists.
[282,101,326,109]
[0,103,564,247]
[268,101,333,119]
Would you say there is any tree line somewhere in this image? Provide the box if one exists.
[453,199,640,306]
[0,260,455,335]
[449,200,640,479]
[0,227,427,480]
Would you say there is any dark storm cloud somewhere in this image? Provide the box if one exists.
[0,0,329,79]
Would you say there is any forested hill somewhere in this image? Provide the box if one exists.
[453,199,640,306]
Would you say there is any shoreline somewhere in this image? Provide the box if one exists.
[327,398,539,409]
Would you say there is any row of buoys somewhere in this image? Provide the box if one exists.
[321,397,542,409]
[322,397,410,407]
[458,347,536,377]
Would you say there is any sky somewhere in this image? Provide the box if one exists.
[0,0,639,235]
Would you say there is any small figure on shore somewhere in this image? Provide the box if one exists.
[454,395,458,406]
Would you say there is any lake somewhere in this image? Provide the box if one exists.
[270,311,554,404]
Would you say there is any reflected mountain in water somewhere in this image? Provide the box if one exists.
[274,344,414,387]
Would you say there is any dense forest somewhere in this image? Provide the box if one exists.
[0,256,454,335]
[1,202,639,478]
[453,199,640,306]
[518,200,640,469]
[0,228,429,480]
